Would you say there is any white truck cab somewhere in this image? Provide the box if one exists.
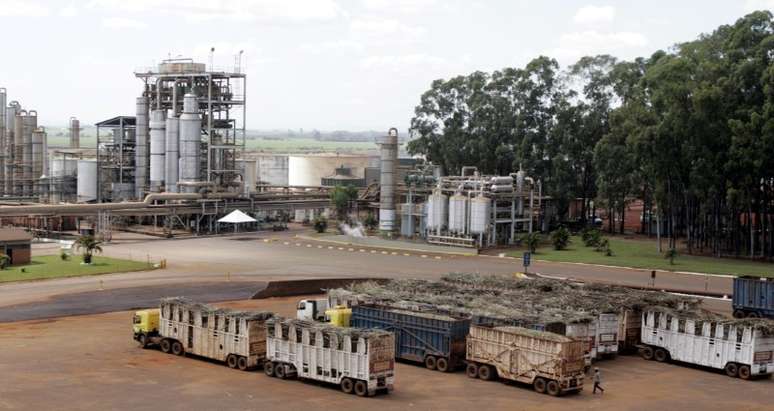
[296,298,330,321]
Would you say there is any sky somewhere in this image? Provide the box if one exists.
[0,0,771,133]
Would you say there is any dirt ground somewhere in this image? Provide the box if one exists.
[0,296,770,411]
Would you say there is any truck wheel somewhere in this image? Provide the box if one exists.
[237,356,249,371]
[354,380,368,397]
[640,346,654,361]
[264,361,275,377]
[275,363,286,379]
[546,380,561,396]
[137,334,148,348]
[747,312,760,318]
[732,310,745,319]
[724,363,739,378]
[227,354,238,369]
[341,378,354,394]
[171,341,184,356]
[654,348,669,362]
[424,356,437,370]
[436,357,450,373]
[533,377,546,394]
[160,339,172,354]
[466,363,479,378]
[738,365,751,380]
[478,364,495,381]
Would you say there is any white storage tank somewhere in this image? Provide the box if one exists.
[448,194,467,233]
[426,190,447,230]
[238,159,258,194]
[77,159,98,202]
[470,195,491,234]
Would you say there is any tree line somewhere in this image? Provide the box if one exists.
[407,11,774,259]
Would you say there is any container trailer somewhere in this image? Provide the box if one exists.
[265,317,395,396]
[350,304,470,372]
[639,309,774,379]
[732,276,774,319]
[465,324,586,396]
[132,298,273,370]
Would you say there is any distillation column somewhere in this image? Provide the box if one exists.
[378,127,398,233]
[5,102,18,195]
[13,110,25,196]
[69,117,80,149]
[179,94,201,193]
[135,96,149,198]
[149,109,166,192]
[165,112,179,193]
[22,111,37,196]
[0,89,6,196]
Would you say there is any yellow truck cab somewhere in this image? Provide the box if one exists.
[133,309,160,347]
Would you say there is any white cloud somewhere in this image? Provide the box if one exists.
[744,0,774,12]
[351,18,427,40]
[88,0,342,22]
[299,40,365,55]
[362,0,438,14]
[573,5,615,24]
[360,54,447,71]
[101,17,148,30]
[59,5,78,17]
[546,30,648,63]
[0,0,50,17]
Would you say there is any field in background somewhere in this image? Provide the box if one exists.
[508,235,774,277]
[0,255,154,283]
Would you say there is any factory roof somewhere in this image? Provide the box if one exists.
[94,116,136,128]
[0,228,33,243]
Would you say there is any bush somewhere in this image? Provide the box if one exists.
[363,213,378,231]
[313,217,328,233]
[0,253,9,269]
[521,233,541,253]
[596,238,613,256]
[550,226,571,250]
[581,228,602,247]
[60,250,69,261]
[665,248,678,265]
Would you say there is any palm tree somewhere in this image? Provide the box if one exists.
[0,253,10,269]
[74,235,103,264]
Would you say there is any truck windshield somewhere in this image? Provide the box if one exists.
[297,302,306,310]
[133,315,142,325]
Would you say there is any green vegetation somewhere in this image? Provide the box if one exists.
[521,232,541,253]
[247,138,377,153]
[313,216,328,233]
[74,235,103,264]
[0,255,153,283]
[329,185,359,219]
[550,227,571,250]
[508,236,774,277]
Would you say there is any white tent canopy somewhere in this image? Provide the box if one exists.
[218,210,256,233]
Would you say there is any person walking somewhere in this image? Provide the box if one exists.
[593,368,605,394]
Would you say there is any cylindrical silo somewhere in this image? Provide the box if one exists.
[69,117,80,149]
[426,189,448,231]
[13,110,25,196]
[165,113,179,193]
[238,159,257,194]
[448,193,468,234]
[378,127,398,233]
[0,89,6,195]
[149,109,166,192]
[77,159,98,202]
[31,127,44,182]
[135,96,149,198]
[178,94,201,193]
[5,102,19,195]
[470,195,491,234]
[22,111,36,196]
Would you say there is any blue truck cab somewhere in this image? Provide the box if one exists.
[733,276,774,319]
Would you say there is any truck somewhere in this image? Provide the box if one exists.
[350,304,470,372]
[639,309,774,380]
[732,276,774,319]
[132,298,273,370]
[465,324,586,396]
[296,298,329,321]
[264,317,395,396]
[617,309,642,353]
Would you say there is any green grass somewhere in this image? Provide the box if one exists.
[247,138,380,153]
[0,255,154,283]
[508,235,774,277]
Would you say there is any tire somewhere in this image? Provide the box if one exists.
[478,364,495,381]
[275,363,286,379]
[341,378,354,394]
[640,346,654,361]
[725,363,739,378]
[739,365,751,380]
[436,357,450,373]
[137,334,148,348]
[237,356,249,371]
[654,348,669,363]
[424,356,437,370]
[354,380,368,397]
[227,354,238,369]
[160,339,172,354]
[466,363,479,378]
[747,312,760,318]
[264,361,275,377]
[732,310,746,319]
[533,377,547,394]
[171,341,184,356]
[546,380,561,396]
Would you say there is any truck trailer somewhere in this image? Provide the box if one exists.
[350,303,470,372]
[732,276,774,319]
[639,309,774,380]
[132,298,273,370]
[465,324,586,396]
[265,317,396,396]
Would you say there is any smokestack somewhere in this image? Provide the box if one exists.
[378,127,398,234]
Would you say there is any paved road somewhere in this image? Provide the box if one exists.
[0,231,734,315]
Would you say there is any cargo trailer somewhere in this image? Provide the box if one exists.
[132,298,273,370]
[265,317,395,396]
[732,276,774,319]
[639,309,774,380]
[351,304,470,372]
[617,309,642,353]
[465,324,586,396]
